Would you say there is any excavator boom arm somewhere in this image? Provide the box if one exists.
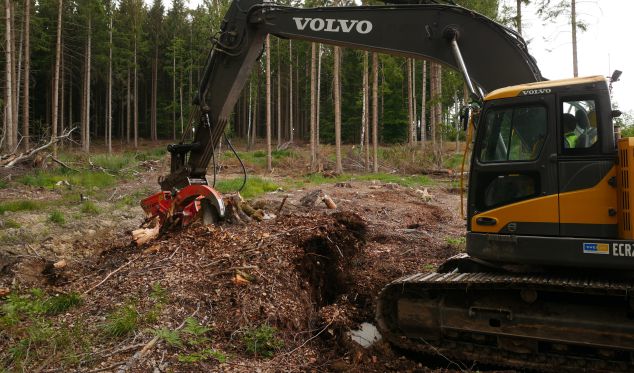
[159,0,542,191]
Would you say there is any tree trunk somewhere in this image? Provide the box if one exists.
[179,70,183,139]
[51,0,62,157]
[247,80,252,149]
[372,52,379,173]
[10,0,17,148]
[22,0,30,151]
[83,13,91,153]
[571,0,578,77]
[134,36,138,148]
[316,44,322,169]
[107,11,113,154]
[309,42,316,171]
[60,41,64,144]
[288,40,293,143]
[412,58,418,145]
[430,62,437,155]
[407,58,414,146]
[265,35,272,172]
[516,0,522,36]
[172,47,176,140]
[126,68,131,144]
[151,45,158,141]
[334,45,342,173]
[434,64,443,162]
[276,38,281,147]
[362,51,369,170]
[5,0,14,152]
[421,60,426,150]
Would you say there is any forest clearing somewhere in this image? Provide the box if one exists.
[2,0,634,370]
[0,143,466,372]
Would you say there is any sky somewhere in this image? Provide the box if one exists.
[508,0,633,113]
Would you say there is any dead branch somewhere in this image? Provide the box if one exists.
[1,127,77,168]
[88,157,115,176]
[51,156,79,172]
[276,195,288,215]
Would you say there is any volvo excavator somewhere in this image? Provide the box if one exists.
[140,0,632,370]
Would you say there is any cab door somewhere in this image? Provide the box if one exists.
[468,95,559,236]
[557,95,618,238]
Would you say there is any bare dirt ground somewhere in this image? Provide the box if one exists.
[0,150,469,372]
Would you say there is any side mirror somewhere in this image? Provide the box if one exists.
[612,110,622,118]
[610,70,622,83]
[460,106,471,131]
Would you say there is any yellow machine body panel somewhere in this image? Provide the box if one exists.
[484,75,606,101]
[472,167,617,234]
[559,166,617,225]
[617,137,634,239]
[471,195,558,233]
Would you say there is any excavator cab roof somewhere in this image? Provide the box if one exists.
[484,75,608,101]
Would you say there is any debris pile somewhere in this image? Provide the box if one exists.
[1,182,463,372]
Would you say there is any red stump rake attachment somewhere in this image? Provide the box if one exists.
[141,185,226,228]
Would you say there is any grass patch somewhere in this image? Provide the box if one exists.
[297,172,432,188]
[242,324,284,358]
[443,154,464,170]
[446,236,466,251]
[0,179,7,188]
[18,169,116,189]
[152,317,222,363]
[90,154,136,174]
[215,176,279,198]
[42,293,82,315]
[222,149,298,169]
[134,147,167,161]
[103,303,139,338]
[0,200,41,214]
[2,218,21,229]
[80,201,100,215]
[49,210,66,225]
[1,289,82,327]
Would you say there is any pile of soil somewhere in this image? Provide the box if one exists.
[1,182,464,372]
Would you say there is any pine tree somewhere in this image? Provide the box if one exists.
[51,0,63,156]
[334,45,342,173]
[22,0,30,151]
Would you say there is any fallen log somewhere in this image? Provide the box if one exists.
[1,127,77,168]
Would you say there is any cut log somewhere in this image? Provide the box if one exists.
[322,194,337,209]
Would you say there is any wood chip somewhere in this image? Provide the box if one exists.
[53,259,67,269]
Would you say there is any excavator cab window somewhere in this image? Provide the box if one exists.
[479,105,547,162]
[561,98,598,150]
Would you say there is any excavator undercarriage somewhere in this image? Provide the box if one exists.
[377,263,634,372]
